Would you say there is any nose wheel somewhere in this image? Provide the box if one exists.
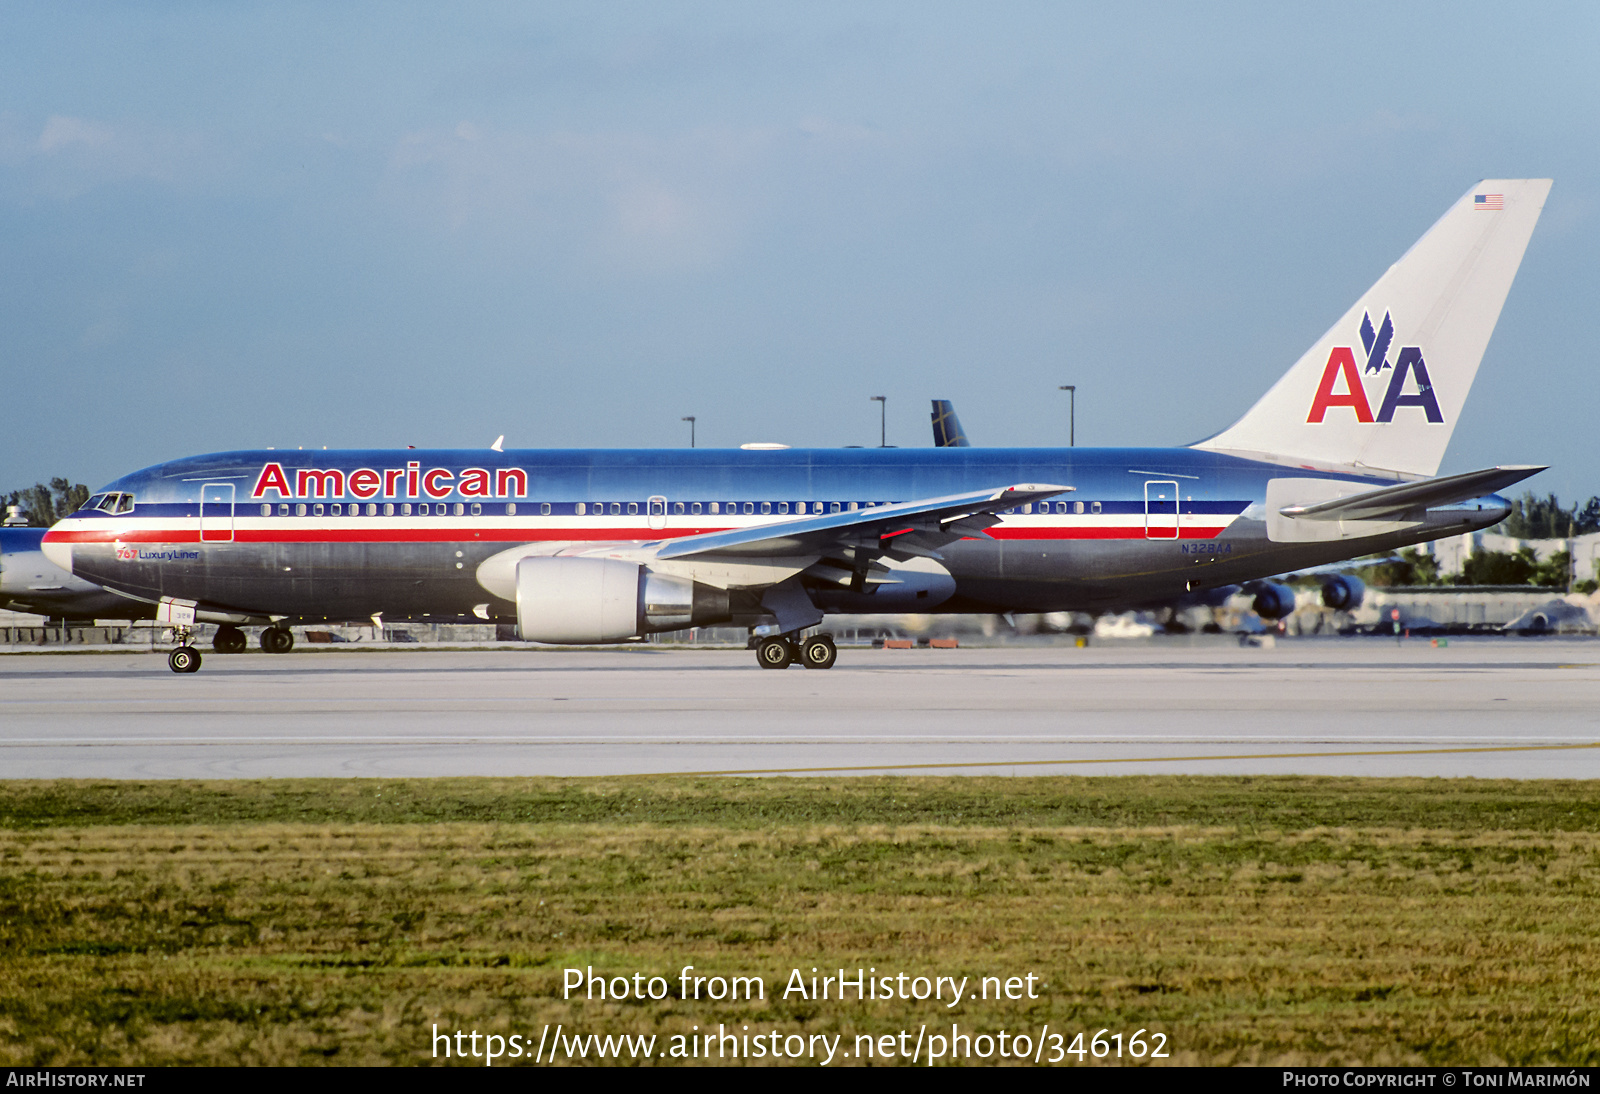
[164,622,204,673]
[168,645,201,673]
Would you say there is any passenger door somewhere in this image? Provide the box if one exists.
[199,482,235,543]
[1144,480,1179,539]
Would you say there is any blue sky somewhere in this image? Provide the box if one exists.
[3,2,1597,499]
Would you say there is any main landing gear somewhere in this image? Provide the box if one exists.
[212,625,247,654]
[260,626,294,654]
[756,633,837,670]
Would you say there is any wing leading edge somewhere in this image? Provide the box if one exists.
[649,483,1072,563]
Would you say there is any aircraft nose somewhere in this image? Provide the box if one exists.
[40,531,73,573]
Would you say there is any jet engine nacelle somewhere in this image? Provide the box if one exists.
[1320,574,1366,611]
[514,557,730,643]
[1190,584,1241,608]
[1251,582,1298,620]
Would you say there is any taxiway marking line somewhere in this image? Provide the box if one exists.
[661,740,1600,776]
[3,735,1595,747]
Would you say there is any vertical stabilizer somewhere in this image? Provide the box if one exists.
[931,399,970,447]
[1194,179,1550,477]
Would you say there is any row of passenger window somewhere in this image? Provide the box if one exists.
[253,499,1105,518]
[251,501,879,518]
[253,501,894,518]
[1006,501,1102,514]
[636,500,876,516]
[260,502,491,517]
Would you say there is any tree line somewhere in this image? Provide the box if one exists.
[1498,492,1600,539]
[2,479,91,527]
[1358,491,1600,591]
[1362,545,1590,590]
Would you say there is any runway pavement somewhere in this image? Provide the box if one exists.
[2,638,1598,779]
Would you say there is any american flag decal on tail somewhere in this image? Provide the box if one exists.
[1474,193,1504,210]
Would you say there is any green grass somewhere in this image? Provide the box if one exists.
[6,775,1599,831]
[2,777,1598,1066]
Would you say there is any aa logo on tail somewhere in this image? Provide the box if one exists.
[1307,311,1443,424]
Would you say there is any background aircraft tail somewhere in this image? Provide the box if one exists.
[1194,179,1551,477]
[931,399,970,447]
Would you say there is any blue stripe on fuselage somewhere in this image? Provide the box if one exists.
[78,446,1388,511]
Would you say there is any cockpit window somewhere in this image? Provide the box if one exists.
[82,492,135,514]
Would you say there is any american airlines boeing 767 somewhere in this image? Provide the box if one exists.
[43,180,1551,672]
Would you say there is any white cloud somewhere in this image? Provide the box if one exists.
[38,115,115,152]
[0,113,219,199]
[379,122,778,275]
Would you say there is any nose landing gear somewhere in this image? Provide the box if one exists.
[167,629,202,674]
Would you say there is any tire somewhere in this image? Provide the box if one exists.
[261,628,295,654]
[756,636,793,669]
[212,626,247,654]
[168,646,201,674]
[800,634,837,670]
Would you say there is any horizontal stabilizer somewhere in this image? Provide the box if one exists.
[1279,465,1545,522]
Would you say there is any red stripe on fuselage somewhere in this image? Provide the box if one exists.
[46,523,1232,545]
[987,525,1228,540]
[47,526,726,544]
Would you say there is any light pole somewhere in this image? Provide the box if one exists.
[870,396,886,447]
[681,416,696,448]
[1059,385,1076,446]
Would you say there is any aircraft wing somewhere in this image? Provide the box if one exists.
[1278,465,1545,522]
[650,483,1072,563]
